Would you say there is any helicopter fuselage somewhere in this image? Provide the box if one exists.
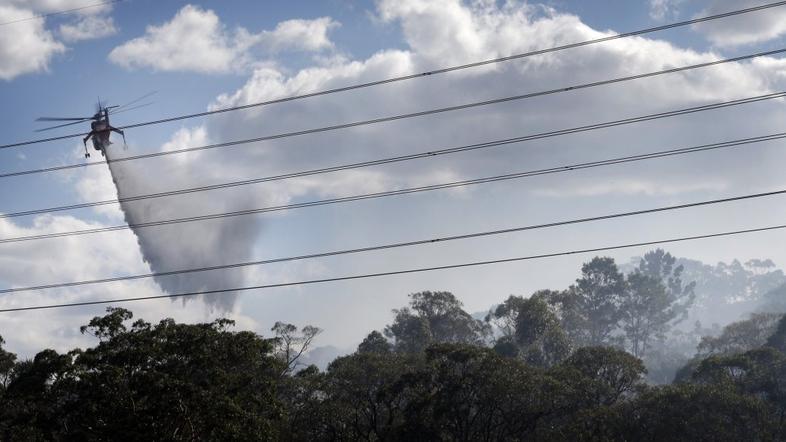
[89,120,112,152]
[82,109,124,158]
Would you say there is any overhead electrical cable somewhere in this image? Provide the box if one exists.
[3,188,786,295]
[0,0,122,27]
[2,34,785,150]
[2,223,785,313]
[1,130,783,244]
[2,92,786,217]
[1,91,782,181]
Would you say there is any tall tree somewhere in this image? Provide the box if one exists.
[636,249,695,324]
[271,322,322,376]
[484,294,528,340]
[553,257,626,347]
[384,291,490,352]
[513,296,572,367]
[620,272,684,358]
[357,331,392,354]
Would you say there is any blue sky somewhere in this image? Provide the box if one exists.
[2,0,786,356]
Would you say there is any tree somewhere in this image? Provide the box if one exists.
[697,312,782,357]
[553,257,626,347]
[384,291,490,352]
[619,384,779,441]
[0,308,287,440]
[620,272,683,358]
[554,346,646,408]
[485,294,528,339]
[0,349,73,440]
[636,249,696,321]
[485,293,571,366]
[513,296,572,367]
[384,309,432,353]
[691,347,786,431]
[357,331,391,354]
[317,352,420,440]
[271,322,322,376]
[766,314,786,353]
[396,344,560,441]
[0,336,15,391]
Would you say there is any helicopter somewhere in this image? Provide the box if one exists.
[35,94,154,158]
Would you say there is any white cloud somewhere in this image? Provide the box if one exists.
[692,0,786,47]
[8,0,113,15]
[0,5,65,80]
[59,14,116,42]
[649,0,683,21]
[0,0,117,80]
[259,17,339,53]
[108,5,339,74]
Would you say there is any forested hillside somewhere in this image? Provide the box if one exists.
[1,249,785,440]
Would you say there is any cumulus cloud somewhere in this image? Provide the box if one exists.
[109,5,338,73]
[649,0,683,21]
[59,14,116,42]
[259,17,339,53]
[0,5,65,80]
[0,0,118,80]
[692,0,786,47]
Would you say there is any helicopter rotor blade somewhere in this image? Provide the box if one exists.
[114,91,157,111]
[35,119,92,132]
[35,116,93,122]
[109,101,154,116]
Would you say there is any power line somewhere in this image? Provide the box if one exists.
[2,92,785,217]
[3,188,786,295]
[3,22,786,150]
[1,130,783,244]
[1,91,782,181]
[0,0,122,26]
[2,223,785,313]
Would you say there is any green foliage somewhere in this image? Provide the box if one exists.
[357,330,391,354]
[486,294,571,367]
[0,308,285,440]
[555,346,646,407]
[0,335,15,392]
[555,257,627,347]
[514,296,572,367]
[766,314,786,353]
[271,321,322,375]
[384,291,490,352]
[3,250,786,440]
[396,343,562,441]
[697,312,782,356]
[620,272,683,358]
[620,384,780,441]
[636,249,696,320]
